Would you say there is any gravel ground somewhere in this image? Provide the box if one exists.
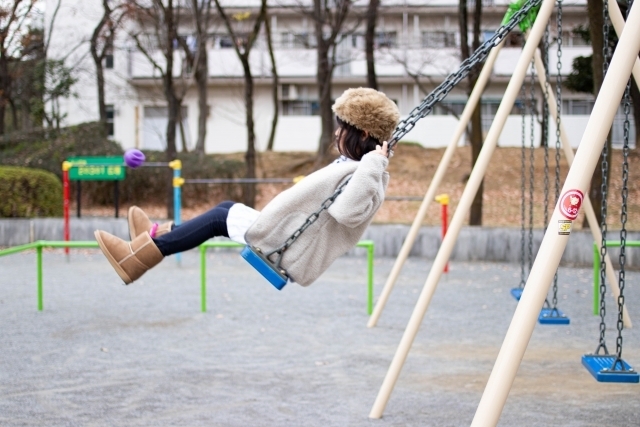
[1,249,639,427]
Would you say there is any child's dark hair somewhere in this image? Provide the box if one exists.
[335,116,380,161]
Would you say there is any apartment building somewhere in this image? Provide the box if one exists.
[46,0,598,153]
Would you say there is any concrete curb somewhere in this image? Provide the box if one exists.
[1,218,638,268]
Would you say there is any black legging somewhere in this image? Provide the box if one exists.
[153,201,235,256]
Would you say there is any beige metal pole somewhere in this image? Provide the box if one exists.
[532,49,632,327]
[367,39,507,329]
[471,3,640,425]
[609,0,640,87]
[368,0,557,418]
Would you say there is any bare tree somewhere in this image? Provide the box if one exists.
[90,0,124,135]
[264,9,278,151]
[364,0,379,90]
[583,0,611,228]
[309,0,353,165]
[126,0,186,216]
[178,0,213,156]
[213,0,267,207]
[459,0,483,225]
[0,0,37,135]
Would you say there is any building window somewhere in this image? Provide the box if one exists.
[562,31,590,47]
[376,31,397,48]
[281,32,316,49]
[106,104,114,137]
[104,46,114,69]
[422,31,457,48]
[562,99,594,115]
[281,100,319,116]
[142,106,190,150]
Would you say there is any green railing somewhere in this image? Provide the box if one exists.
[199,240,375,314]
[0,239,376,314]
[592,240,640,315]
[0,241,100,311]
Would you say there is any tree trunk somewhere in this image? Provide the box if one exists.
[265,13,279,151]
[315,40,334,165]
[89,3,110,135]
[630,77,640,148]
[164,71,178,220]
[365,0,379,90]
[194,35,208,155]
[584,0,611,229]
[241,58,257,207]
[0,54,8,135]
[460,0,484,226]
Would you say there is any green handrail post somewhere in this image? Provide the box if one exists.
[200,245,207,313]
[199,240,375,315]
[592,240,640,316]
[356,240,375,315]
[37,242,43,311]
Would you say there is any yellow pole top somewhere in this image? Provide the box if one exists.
[62,161,72,172]
[435,193,450,205]
[173,177,185,188]
[168,159,182,170]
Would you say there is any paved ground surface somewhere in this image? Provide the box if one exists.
[1,249,639,427]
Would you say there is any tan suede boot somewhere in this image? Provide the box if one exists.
[128,206,173,240]
[95,230,164,284]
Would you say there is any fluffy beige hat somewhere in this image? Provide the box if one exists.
[332,87,400,142]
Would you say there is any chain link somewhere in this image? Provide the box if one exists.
[552,0,563,309]
[595,0,611,355]
[612,0,634,370]
[387,0,543,150]
[264,0,545,268]
[528,60,535,275]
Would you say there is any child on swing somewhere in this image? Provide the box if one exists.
[95,88,400,286]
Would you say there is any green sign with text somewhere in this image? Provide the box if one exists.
[68,156,125,181]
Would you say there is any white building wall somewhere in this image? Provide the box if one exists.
[45,0,593,154]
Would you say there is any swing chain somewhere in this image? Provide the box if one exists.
[543,25,550,228]
[614,58,632,365]
[265,0,544,266]
[388,0,543,150]
[528,60,535,274]
[595,0,611,355]
[553,0,563,309]
[266,176,350,266]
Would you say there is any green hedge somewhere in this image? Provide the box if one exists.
[0,122,245,208]
[0,166,63,217]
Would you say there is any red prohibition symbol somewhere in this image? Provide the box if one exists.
[559,189,584,220]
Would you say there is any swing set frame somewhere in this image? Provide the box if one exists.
[366,0,640,424]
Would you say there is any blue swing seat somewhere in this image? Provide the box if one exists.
[581,354,639,383]
[538,307,570,325]
[510,288,523,301]
[241,245,288,290]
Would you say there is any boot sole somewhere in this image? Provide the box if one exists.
[95,230,133,285]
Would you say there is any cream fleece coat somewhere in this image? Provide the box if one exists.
[245,152,389,286]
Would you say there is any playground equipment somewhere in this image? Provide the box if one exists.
[0,239,375,314]
[368,0,632,330]
[61,155,183,259]
[581,7,638,382]
[239,0,543,291]
[369,0,640,422]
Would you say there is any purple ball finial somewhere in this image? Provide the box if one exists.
[124,149,145,168]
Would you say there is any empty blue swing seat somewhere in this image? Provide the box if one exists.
[582,354,639,383]
[241,245,288,290]
[510,288,523,301]
[538,308,570,325]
